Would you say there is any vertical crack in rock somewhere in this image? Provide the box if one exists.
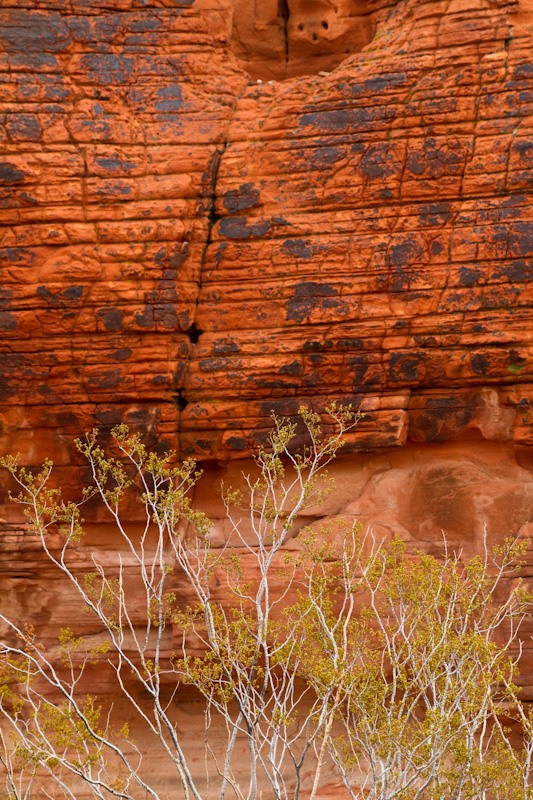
[176,142,228,435]
[278,0,290,67]
[174,62,250,446]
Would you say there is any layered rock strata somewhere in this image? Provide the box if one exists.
[2,0,533,620]
[3,0,533,791]
[3,0,533,472]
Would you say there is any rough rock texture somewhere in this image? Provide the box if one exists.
[3,0,533,792]
[3,0,533,466]
[0,0,246,478]
[230,0,376,79]
[185,0,533,462]
[2,0,533,467]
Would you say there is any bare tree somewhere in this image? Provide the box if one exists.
[0,406,531,800]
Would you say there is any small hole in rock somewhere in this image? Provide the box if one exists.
[322,20,328,29]
[298,23,304,31]
[187,322,203,344]
[174,393,188,412]
[312,33,318,41]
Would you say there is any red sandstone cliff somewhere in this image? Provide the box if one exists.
[2,0,533,791]
[2,0,533,464]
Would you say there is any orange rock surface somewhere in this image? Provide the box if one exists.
[2,0,533,791]
[2,0,533,467]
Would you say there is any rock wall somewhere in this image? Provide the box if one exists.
[230,0,377,79]
[3,0,533,468]
[185,0,533,462]
[2,0,533,793]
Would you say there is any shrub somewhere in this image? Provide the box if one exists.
[0,406,532,800]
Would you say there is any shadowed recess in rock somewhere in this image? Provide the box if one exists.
[229,0,377,80]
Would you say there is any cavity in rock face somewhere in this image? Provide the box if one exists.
[230,0,375,80]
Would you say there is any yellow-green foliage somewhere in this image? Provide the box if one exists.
[1,407,532,800]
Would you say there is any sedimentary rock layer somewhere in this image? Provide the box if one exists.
[3,3,533,793]
[3,0,533,472]
[182,0,533,458]
[0,0,247,469]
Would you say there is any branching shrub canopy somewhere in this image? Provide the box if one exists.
[0,406,532,800]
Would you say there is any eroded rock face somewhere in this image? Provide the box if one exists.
[2,0,533,790]
[3,0,533,467]
[230,0,376,79]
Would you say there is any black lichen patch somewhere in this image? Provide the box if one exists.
[108,348,132,362]
[87,368,122,390]
[279,360,302,376]
[287,281,338,323]
[470,353,489,375]
[282,238,312,259]
[0,311,16,331]
[223,183,261,213]
[213,338,239,355]
[226,436,247,451]
[135,305,155,329]
[96,307,124,331]
[388,351,425,383]
[219,217,272,240]
[0,163,25,184]
[459,267,483,286]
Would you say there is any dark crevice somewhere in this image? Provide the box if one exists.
[278,0,289,66]
[173,390,188,413]
[174,73,250,453]
[186,322,203,344]
[175,144,227,433]
[201,143,227,249]
[189,143,228,331]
